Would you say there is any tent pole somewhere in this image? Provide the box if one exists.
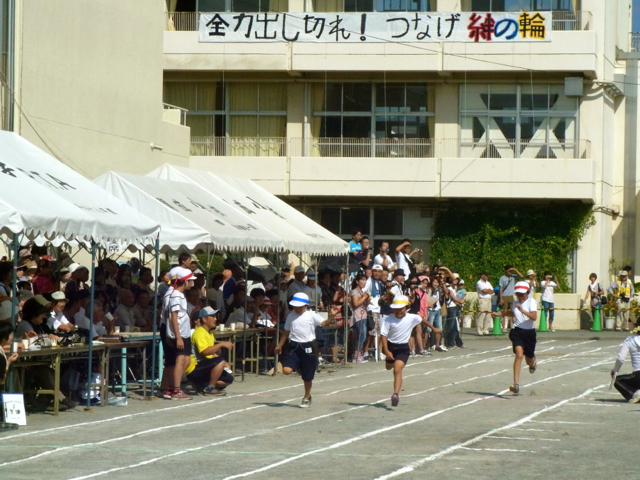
[85,241,97,411]
[273,256,281,377]
[242,253,247,382]
[150,235,160,398]
[7,233,19,390]
[344,252,349,366]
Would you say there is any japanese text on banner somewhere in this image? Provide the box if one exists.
[198,11,551,43]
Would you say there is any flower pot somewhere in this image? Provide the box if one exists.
[463,315,472,329]
[605,317,615,330]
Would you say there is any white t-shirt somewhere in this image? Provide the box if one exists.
[390,282,404,297]
[287,280,307,299]
[374,254,394,269]
[167,290,190,339]
[614,335,640,373]
[303,285,321,309]
[226,307,255,326]
[476,279,493,299]
[47,311,69,331]
[284,310,324,343]
[540,281,557,302]
[75,316,108,338]
[160,286,174,326]
[512,297,537,330]
[380,313,422,344]
[395,252,411,277]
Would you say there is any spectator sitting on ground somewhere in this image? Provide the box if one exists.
[185,307,234,396]
[132,289,153,331]
[114,289,137,328]
[45,291,72,333]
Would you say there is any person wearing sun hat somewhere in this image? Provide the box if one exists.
[380,295,442,407]
[45,291,72,333]
[611,325,640,403]
[492,281,538,394]
[274,293,339,408]
[608,270,635,331]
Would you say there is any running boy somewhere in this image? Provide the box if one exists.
[381,295,441,407]
[492,281,538,394]
[274,293,338,407]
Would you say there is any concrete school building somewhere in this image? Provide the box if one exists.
[0,0,639,291]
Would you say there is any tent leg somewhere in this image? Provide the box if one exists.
[7,233,19,390]
[150,236,160,398]
[86,241,97,410]
[242,254,247,382]
[273,259,281,377]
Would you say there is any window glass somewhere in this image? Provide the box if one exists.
[341,208,370,235]
[232,0,262,11]
[164,82,197,110]
[460,85,488,111]
[343,83,373,112]
[229,83,259,111]
[374,208,403,235]
[376,84,405,113]
[520,116,546,141]
[489,85,517,111]
[259,83,287,111]
[406,84,429,112]
[198,0,226,10]
[320,208,340,234]
[520,86,549,111]
[345,0,375,11]
[490,116,517,140]
[324,84,343,112]
[186,114,213,136]
[342,116,371,137]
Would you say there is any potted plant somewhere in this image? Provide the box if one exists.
[602,294,617,330]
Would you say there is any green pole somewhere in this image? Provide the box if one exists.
[491,306,504,336]
[591,305,602,332]
[538,305,549,332]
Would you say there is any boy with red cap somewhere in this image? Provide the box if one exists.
[492,281,538,394]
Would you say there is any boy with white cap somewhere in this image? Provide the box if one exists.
[381,295,441,407]
[492,281,538,394]
[275,293,338,407]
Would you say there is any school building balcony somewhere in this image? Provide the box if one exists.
[187,137,595,201]
[163,11,599,77]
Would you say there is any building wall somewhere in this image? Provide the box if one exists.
[13,0,190,179]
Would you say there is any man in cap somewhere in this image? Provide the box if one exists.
[185,306,234,396]
[380,295,441,407]
[389,269,408,297]
[275,293,339,407]
[609,270,635,331]
[287,265,308,301]
[303,270,322,310]
[492,281,538,394]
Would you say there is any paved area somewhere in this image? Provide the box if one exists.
[0,331,634,480]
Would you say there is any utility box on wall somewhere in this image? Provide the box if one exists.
[565,77,584,97]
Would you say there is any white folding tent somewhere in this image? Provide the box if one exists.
[148,164,348,256]
[94,171,284,253]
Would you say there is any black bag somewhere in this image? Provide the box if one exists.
[366,312,375,331]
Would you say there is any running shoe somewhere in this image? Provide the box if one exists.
[300,396,312,408]
[436,346,448,352]
[318,357,328,365]
[204,386,227,396]
[410,350,415,357]
[171,390,192,400]
[363,352,369,359]
[509,384,520,394]
[379,353,386,361]
[529,363,537,374]
[391,393,399,407]
[629,390,640,404]
[162,389,173,400]
[420,350,431,357]
[355,355,368,363]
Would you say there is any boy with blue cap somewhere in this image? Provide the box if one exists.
[275,293,338,407]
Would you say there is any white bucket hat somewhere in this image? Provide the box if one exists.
[289,293,310,307]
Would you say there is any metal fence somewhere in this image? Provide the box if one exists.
[166,10,592,32]
[162,103,188,126]
[191,137,590,159]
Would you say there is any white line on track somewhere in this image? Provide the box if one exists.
[460,447,535,453]
[373,383,606,479]
[216,358,610,480]
[485,436,560,441]
[531,420,599,424]
[564,402,621,407]
[509,428,552,432]
[0,344,520,443]
[0,353,517,467]
[62,369,510,480]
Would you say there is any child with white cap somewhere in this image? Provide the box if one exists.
[381,295,441,407]
[275,292,338,407]
[492,281,538,394]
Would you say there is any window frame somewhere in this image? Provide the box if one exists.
[309,0,434,12]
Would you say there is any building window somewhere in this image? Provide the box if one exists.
[310,0,434,12]
[311,83,435,157]
[465,0,576,10]
[174,0,288,12]
[163,81,287,156]
[460,84,579,159]
[307,206,432,259]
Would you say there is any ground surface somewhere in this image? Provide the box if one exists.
[0,331,635,480]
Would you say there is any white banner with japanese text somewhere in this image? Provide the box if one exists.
[199,11,552,43]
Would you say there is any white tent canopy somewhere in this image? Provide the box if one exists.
[148,164,348,256]
[0,132,159,246]
[94,171,284,252]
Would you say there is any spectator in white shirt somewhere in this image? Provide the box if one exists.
[374,241,395,270]
[287,266,307,300]
[611,326,640,402]
[476,272,493,336]
[395,239,422,277]
[540,271,559,332]
[46,291,73,333]
[114,289,138,328]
